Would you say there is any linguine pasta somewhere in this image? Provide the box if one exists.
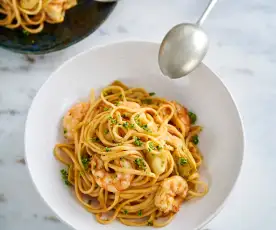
[54,81,208,227]
[0,0,77,34]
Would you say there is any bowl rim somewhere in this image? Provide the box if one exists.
[24,40,245,230]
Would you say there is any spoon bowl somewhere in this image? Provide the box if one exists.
[158,0,217,79]
[159,23,208,79]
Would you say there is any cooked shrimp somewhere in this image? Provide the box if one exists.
[171,101,190,135]
[44,0,65,23]
[63,102,90,141]
[20,0,39,10]
[91,155,133,193]
[121,101,140,109]
[154,175,188,213]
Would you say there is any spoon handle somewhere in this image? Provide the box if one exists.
[196,0,217,26]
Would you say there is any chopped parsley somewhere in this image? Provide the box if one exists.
[122,122,129,129]
[192,135,199,145]
[22,29,29,35]
[122,122,134,129]
[114,101,120,106]
[60,169,70,186]
[81,156,90,170]
[103,107,109,111]
[141,98,153,104]
[134,115,151,132]
[104,129,109,135]
[148,142,156,152]
[63,128,67,134]
[134,136,143,146]
[134,158,146,170]
[105,147,111,152]
[188,111,197,124]
[108,116,117,124]
[157,145,162,151]
[141,124,151,132]
[103,90,111,96]
[149,92,156,96]
[134,114,140,121]
[179,157,188,166]
[138,210,142,216]
[91,137,100,142]
[123,210,128,215]
[147,221,153,226]
[119,94,123,99]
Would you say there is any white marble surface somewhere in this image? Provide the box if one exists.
[1,0,276,229]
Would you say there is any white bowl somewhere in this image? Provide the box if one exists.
[25,41,244,230]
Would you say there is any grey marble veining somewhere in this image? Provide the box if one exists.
[1,0,276,230]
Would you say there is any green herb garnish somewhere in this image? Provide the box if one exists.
[60,169,70,186]
[134,158,146,170]
[22,29,29,36]
[134,115,151,132]
[114,101,120,106]
[104,129,109,135]
[63,129,67,134]
[122,122,134,129]
[123,210,128,215]
[81,156,90,170]
[108,116,117,124]
[103,107,109,111]
[91,137,100,142]
[134,136,143,146]
[105,147,111,152]
[148,142,156,152]
[142,124,151,132]
[141,98,153,104]
[149,92,156,96]
[103,90,111,96]
[134,114,140,121]
[138,210,142,216]
[188,111,197,124]
[192,135,199,145]
[179,157,188,166]
[122,122,129,129]
[157,145,162,151]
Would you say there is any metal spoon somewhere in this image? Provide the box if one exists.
[158,0,217,79]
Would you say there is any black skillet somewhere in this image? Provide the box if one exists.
[0,0,116,54]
